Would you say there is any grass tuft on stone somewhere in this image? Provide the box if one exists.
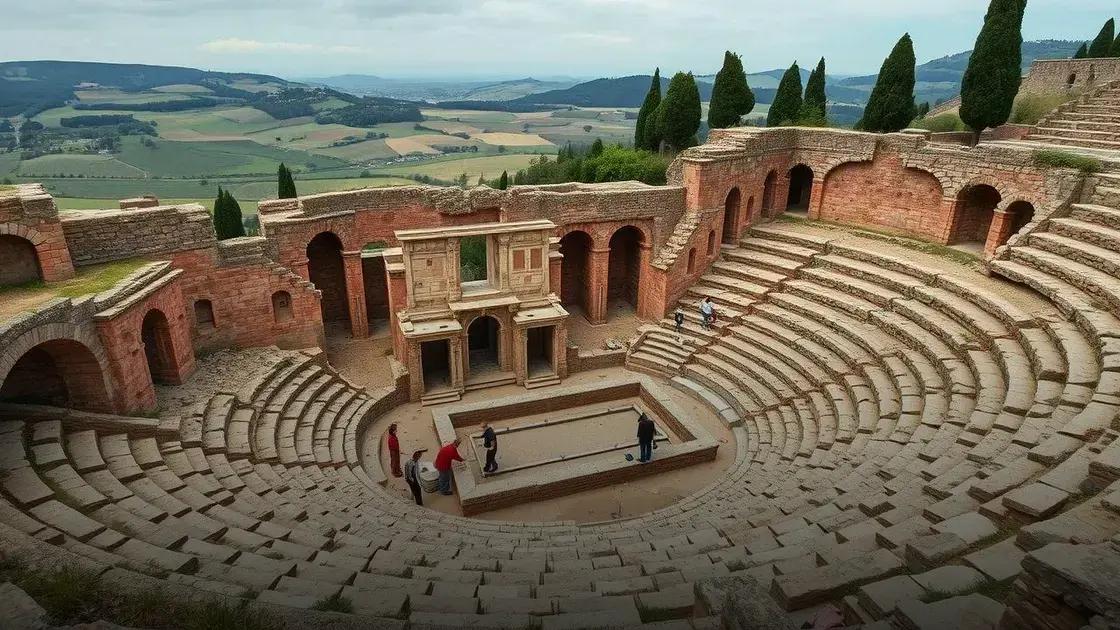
[1032,150,1103,174]
[311,592,353,613]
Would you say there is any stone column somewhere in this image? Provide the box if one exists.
[342,251,369,339]
[450,335,465,393]
[386,267,408,362]
[513,325,527,385]
[808,177,825,220]
[407,339,423,402]
[636,241,655,321]
[498,234,511,291]
[586,247,611,325]
[984,210,1014,257]
[554,324,569,379]
[447,239,462,303]
[936,196,960,244]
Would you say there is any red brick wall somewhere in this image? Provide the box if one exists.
[818,152,946,241]
[0,217,74,284]
[0,235,42,285]
[95,276,195,413]
[172,249,323,353]
[362,256,390,320]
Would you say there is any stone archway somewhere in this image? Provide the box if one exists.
[0,339,113,412]
[723,187,741,244]
[1007,200,1036,238]
[762,171,778,217]
[559,231,593,316]
[608,226,644,313]
[786,164,814,211]
[141,309,179,385]
[466,315,501,377]
[307,231,351,332]
[950,185,1002,245]
[0,234,43,287]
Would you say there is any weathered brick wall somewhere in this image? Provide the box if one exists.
[61,203,216,266]
[817,150,945,239]
[1020,58,1120,94]
[0,184,74,282]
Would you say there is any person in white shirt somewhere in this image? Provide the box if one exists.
[699,297,715,330]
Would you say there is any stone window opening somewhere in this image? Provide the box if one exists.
[194,299,216,330]
[707,230,717,257]
[687,247,697,274]
[272,291,294,323]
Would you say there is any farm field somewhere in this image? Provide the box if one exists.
[380,154,541,181]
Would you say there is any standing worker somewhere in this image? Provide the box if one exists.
[481,422,498,474]
[636,413,656,463]
[674,306,686,344]
[433,438,464,496]
[403,449,426,506]
[699,297,716,331]
[386,423,402,477]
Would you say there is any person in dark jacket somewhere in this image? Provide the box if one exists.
[481,422,498,474]
[403,449,426,506]
[636,413,656,463]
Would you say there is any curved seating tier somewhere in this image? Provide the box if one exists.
[4,214,1120,628]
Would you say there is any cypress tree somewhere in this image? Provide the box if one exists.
[858,34,917,133]
[634,69,662,150]
[213,187,236,240]
[1074,43,1089,59]
[589,137,605,157]
[1089,19,1115,58]
[800,57,828,125]
[278,163,297,199]
[708,51,756,129]
[498,171,509,190]
[655,72,702,152]
[1112,35,1120,58]
[960,0,1024,144]
[223,190,245,238]
[767,63,803,127]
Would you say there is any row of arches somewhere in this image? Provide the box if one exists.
[0,308,183,413]
[557,225,644,324]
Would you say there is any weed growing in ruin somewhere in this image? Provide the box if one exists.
[1033,149,1103,174]
[311,592,353,613]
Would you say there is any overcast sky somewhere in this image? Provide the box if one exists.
[0,0,1114,79]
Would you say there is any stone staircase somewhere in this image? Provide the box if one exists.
[1026,80,1120,150]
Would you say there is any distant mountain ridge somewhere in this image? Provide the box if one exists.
[302,75,578,102]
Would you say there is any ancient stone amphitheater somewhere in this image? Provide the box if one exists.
[1,61,1119,630]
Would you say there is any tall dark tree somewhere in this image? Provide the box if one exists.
[960,0,1025,144]
[800,57,828,125]
[1089,18,1116,58]
[655,72,702,152]
[708,51,756,129]
[634,69,662,150]
[767,62,803,127]
[223,190,245,238]
[857,35,916,132]
[497,171,509,190]
[589,137,605,157]
[1074,43,1089,59]
[1112,35,1120,58]
[213,187,244,240]
[277,162,297,199]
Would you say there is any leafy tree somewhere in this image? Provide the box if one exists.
[277,163,297,198]
[800,57,828,125]
[1074,43,1089,59]
[858,34,917,132]
[655,72,702,152]
[590,137,605,157]
[960,0,1025,144]
[213,187,245,240]
[1089,18,1116,58]
[634,69,662,150]
[498,171,509,190]
[914,102,931,119]
[708,51,756,129]
[767,63,803,127]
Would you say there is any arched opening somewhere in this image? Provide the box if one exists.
[607,226,643,313]
[746,196,756,223]
[706,230,716,256]
[0,235,43,287]
[1,339,112,412]
[361,241,390,335]
[272,291,293,323]
[687,247,697,273]
[141,309,178,385]
[950,184,1002,246]
[762,171,778,217]
[722,187,741,244]
[194,299,215,331]
[307,232,350,333]
[1006,200,1036,242]
[786,164,814,212]
[467,315,501,377]
[1066,73,1077,89]
[559,231,592,317]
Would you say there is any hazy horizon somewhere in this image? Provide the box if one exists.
[0,0,1113,80]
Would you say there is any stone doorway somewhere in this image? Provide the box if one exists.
[142,309,178,385]
[0,235,42,287]
[307,231,351,333]
[421,339,452,393]
[467,315,501,378]
[527,326,555,379]
[786,164,814,212]
[607,226,643,316]
[0,339,113,412]
[723,187,741,244]
[950,184,1001,246]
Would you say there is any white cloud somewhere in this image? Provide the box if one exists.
[563,32,633,45]
[199,38,364,55]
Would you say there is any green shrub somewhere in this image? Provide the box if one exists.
[311,593,353,614]
[1010,93,1073,125]
[913,113,970,133]
[1033,149,1103,173]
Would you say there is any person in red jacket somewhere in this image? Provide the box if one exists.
[433,438,464,495]
[386,423,402,477]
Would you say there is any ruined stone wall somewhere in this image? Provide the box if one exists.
[60,203,216,266]
[0,184,74,282]
[818,150,946,238]
[1021,58,1120,95]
